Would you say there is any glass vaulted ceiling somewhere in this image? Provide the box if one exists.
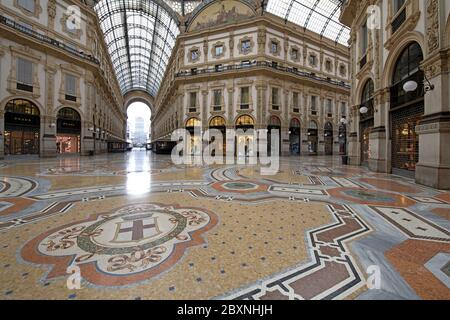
[266,0,350,46]
[94,0,181,96]
[93,0,349,97]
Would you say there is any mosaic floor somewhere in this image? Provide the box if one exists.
[0,151,449,300]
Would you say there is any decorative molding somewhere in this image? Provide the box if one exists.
[425,0,439,54]
[60,13,83,40]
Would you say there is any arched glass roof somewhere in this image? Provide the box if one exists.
[94,0,182,96]
[265,0,350,46]
[91,1,349,98]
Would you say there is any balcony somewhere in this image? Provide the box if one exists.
[0,15,99,65]
[176,61,350,90]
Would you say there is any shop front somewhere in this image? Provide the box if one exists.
[389,42,424,177]
[4,99,40,156]
[289,118,301,156]
[209,116,226,157]
[56,107,81,154]
[235,115,255,157]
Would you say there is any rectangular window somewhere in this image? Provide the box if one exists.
[293,92,299,113]
[341,102,347,116]
[241,40,251,52]
[311,96,317,113]
[17,57,33,85]
[293,92,299,108]
[65,74,77,97]
[18,0,35,12]
[309,55,317,66]
[189,92,197,111]
[213,89,222,107]
[240,87,250,109]
[292,49,298,60]
[271,41,278,54]
[191,50,199,61]
[215,45,223,56]
[272,88,279,110]
[326,99,333,115]
[361,22,368,55]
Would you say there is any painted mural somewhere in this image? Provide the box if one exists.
[189,0,255,32]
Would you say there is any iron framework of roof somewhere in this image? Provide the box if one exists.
[265,0,350,46]
[94,0,182,96]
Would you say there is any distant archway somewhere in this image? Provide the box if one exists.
[127,102,152,148]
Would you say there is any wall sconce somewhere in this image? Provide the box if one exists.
[340,118,348,125]
[359,106,368,114]
[49,123,56,128]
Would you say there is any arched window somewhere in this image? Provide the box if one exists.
[361,79,374,104]
[5,99,40,116]
[236,115,254,126]
[361,79,375,121]
[391,42,424,108]
[309,120,318,130]
[392,42,423,85]
[268,116,281,127]
[186,118,200,128]
[290,118,300,128]
[58,107,80,121]
[209,116,226,127]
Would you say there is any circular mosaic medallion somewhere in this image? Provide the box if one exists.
[211,180,269,194]
[21,203,217,286]
[222,182,259,191]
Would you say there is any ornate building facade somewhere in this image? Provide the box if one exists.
[340,0,450,189]
[151,0,351,156]
[0,0,126,157]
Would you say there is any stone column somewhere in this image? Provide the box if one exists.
[0,46,5,159]
[415,0,450,189]
[0,110,4,159]
[281,88,290,156]
[41,115,57,157]
[347,105,360,165]
[416,55,450,189]
[368,89,388,172]
[41,64,57,158]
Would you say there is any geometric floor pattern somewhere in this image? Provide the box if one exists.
[0,152,449,299]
